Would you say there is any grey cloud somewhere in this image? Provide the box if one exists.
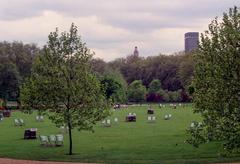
[0,0,240,61]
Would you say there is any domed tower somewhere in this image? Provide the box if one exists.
[133,46,139,56]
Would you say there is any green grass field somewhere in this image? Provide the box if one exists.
[0,104,240,164]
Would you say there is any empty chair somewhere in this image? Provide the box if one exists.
[164,115,169,120]
[114,117,118,122]
[19,119,25,126]
[39,135,49,146]
[55,134,64,146]
[152,116,156,121]
[168,114,172,118]
[39,116,44,121]
[198,122,202,126]
[148,116,152,121]
[190,122,195,128]
[103,119,111,127]
[49,135,56,146]
[59,125,68,133]
[14,119,20,126]
[102,120,106,124]
[36,116,39,121]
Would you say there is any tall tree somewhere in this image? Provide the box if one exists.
[187,7,240,152]
[20,24,110,155]
[127,80,146,103]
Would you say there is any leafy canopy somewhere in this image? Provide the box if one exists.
[127,80,146,103]
[187,6,240,152]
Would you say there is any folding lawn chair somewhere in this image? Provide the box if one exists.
[19,119,25,126]
[39,135,49,146]
[55,134,64,146]
[49,135,56,146]
[14,119,20,126]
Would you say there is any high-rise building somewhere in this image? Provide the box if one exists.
[184,32,199,52]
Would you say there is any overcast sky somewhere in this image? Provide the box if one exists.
[0,0,239,61]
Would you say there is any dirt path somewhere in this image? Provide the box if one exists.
[0,158,97,164]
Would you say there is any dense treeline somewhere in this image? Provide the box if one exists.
[91,51,194,103]
[0,41,194,103]
[0,41,39,100]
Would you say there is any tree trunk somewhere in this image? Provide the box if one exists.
[68,122,73,155]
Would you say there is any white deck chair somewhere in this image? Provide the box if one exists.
[164,115,169,120]
[39,116,44,121]
[19,119,25,126]
[148,116,152,121]
[14,119,20,126]
[49,135,56,146]
[55,134,63,146]
[190,122,195,128]
[152,116,156,121]
[39,135,49,146]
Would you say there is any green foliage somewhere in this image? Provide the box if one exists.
[186,121,206,148]
[0,41,38,100]
[177,53,194,88]
[168,90,182,102]
[127,80,146,103]
[148,79,162,94]
[20,23,110,155]
[0,41,38,79]
[189,6,240,152]
[0,60,20,100]
[109,52,192,92]
[100,70,127,103]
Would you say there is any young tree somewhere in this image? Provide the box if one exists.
[20,24,110,155]
[188,7,240,152]
[127,80,146,103]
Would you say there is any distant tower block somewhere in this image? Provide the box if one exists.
[133,46,139,56]
[184,32,199,53]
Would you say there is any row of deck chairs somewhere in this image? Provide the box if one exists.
[39,134,63,147]
[36,115,44,122]
[14,118,25,126]
[102,118,118,127]
[147,116,156,122]
[164,114,172,120]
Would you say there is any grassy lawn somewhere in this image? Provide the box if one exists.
[0,104,240,164]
